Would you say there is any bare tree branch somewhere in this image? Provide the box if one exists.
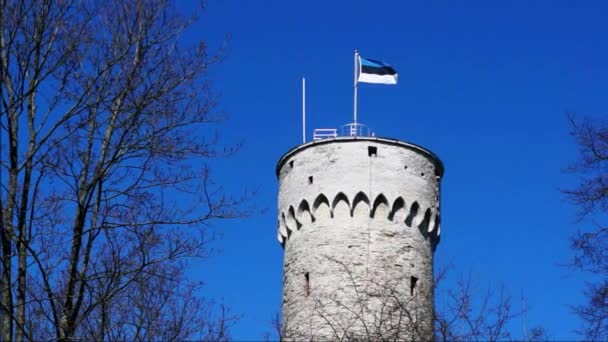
[277,259,541,342]
[563,112,608,340]
[0,1,245,340]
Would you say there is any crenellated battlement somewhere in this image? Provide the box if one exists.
[277,191,440,248]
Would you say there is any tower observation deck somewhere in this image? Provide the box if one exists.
[312,122,374,141]
[275,130,444,340]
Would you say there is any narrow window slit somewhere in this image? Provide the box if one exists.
[410,276,418,296]
[308,176,313,184]
[304,272,310,296]
[289,160,294,168]
[368,146,377,157]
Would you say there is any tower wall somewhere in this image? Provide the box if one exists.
[276,137,443,341]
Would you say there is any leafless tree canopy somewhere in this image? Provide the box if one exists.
[274,259,545,342]
[0,0,242,340]
[277,256,434,341]
[564,113,608,340]
[434,270,521,342]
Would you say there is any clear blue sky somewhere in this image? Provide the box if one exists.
[177,1,608,340]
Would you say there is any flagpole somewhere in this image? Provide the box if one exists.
[353,50,358,128]
[302,77,306,144]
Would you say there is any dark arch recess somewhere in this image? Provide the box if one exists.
[288,206,301,231]
[405,201,419,227]
[351,191,370,216]
[313,193,330,213]
[281,212,292,238]
[389,197,406,221]
[331,192,350,218]
[371,194,389,219]
[297,199,315,222]
[418,208,432,239]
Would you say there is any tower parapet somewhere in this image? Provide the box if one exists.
[276,136,443,340]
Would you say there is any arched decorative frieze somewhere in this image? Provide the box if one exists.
[389,197,407,222]
[352,191,370,218]
[278,192,441,246]
[297,199,314,224]
[428,209,437,235]
[288,206,301,232]
[436,213,441,236]
[280,213,289,240]
[414,205,427,228]
[277,220,285,246]
[371,194,390,219]
[284,210,295,238]
[313,194,331,219]
[432,213,441,250]
[405,201,419,227]
[432,211,441,239]
[417,208,432,239]
[332,192,350,218]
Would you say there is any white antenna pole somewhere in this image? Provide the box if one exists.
[302,77,306,144]
[353,50,358,127]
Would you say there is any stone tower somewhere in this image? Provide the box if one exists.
[276,135,443,341]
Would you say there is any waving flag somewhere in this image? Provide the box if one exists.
[358,56,398,85]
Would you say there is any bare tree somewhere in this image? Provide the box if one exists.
[277,255,433,341]
[263,312,282,342]
[434,270,518,342]
[74,260,237,341]
[0,0,244,340]
[563,113,608,340]
[275,257,539,341]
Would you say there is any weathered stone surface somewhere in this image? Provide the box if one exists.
[276,137,443,341]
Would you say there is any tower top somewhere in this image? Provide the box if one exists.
[276,136,444,179]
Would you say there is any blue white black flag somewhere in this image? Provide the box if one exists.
[357,56,398,85]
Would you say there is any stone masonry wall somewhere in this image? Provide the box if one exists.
[276,137,443,341]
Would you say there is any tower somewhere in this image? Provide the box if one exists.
[276,133,443,340]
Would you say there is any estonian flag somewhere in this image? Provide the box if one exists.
[358,56,398,85]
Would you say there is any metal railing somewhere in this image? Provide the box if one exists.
[312,123,374,141]
[313,128,338,141]
[341,123,373,137]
